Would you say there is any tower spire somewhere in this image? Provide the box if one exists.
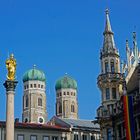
[104,9,113,35]
[133,31,139,63]
[126,40,131,70]
[101,9,118,57]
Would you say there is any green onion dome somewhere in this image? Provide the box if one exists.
[55,74,77,90]
[23,65,46,82]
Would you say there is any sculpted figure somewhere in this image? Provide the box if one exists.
[6,54,16,80]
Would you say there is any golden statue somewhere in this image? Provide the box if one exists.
[6,54,16,80]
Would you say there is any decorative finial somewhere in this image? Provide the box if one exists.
[6,53,16,81]
[126,39,129,50]
[33,64,36,69]
[133,31,136,40]
[105,8,109,15]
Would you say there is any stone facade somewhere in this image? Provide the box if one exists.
[96,9,124,139]
[22,80,47,124]
[96,8,140,140]
[112,64,140,139]
[56,88,78,119]
[55,75,78,119]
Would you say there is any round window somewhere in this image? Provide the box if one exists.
[25,118,28,123]
[39,117,44,123]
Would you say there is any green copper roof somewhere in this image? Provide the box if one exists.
[23,66,46,82]
[55,75,77,90]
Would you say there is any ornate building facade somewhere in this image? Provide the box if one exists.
[22,66,47,124]
[0,68,100,140]
[55,75,78,119]
[96,9,140,140]
[96,9,124,139]
[112,31,140,139]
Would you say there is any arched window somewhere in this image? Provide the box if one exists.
[30,84,33,88]
[107,128,112,140]
[91,135,95,140]
[59,103,62,114]
[111,60,115,73]
[106,88,110,100]
[115,60,118,72]
[38,98,42,106]
[105,61,109,73]
[25,95,28,108]
[112,88,116,99]
[71,102,75,113]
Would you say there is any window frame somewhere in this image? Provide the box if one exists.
[30,135,37,140]
[17,134,24,140]
[112,88,116,99]
[58,102,62,114]
[30,84,33,88]
[90,135,95,140]
[106,88,110,100]
[61,137,67,140]
[52,136,58,140]
[107,128,112,140]
[25,95,29,108]
[82,134,87,140]
[38,117,44,124]
[38,97,43,107]
[42,136,50,140]
[71,103,75,113]
[105,61,109,73]
[34,84,36,88]
[41,85,43,89]
[110,61,115,73]
[74,134,78,140]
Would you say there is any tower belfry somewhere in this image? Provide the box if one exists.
[55,74,78,119]
[97,9,124,139]
[22,66,47,124]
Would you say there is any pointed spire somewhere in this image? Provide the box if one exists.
[133,32,139,63]
[130,50,134,59]
[101,9,118,57]
[103,9,113,35]
[126,40,131,69]
[126,40,129,52]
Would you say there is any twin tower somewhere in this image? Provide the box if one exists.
[22,66,78,124]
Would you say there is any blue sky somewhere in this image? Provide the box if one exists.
[0,0,140,121]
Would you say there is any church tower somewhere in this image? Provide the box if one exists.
[97,9,124,139]
[22,65,47,124]
[55,74,78,119]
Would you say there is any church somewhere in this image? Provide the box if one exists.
[1,8,140,140]
[95,8,140,140]
[0,59,100,139]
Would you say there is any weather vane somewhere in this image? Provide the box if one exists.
[6,53,17,81]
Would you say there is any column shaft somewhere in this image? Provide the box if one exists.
[6,91,14,140]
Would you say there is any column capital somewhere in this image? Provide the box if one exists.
[3,80,18,92]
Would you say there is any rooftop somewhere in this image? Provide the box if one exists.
[0,121,69,132]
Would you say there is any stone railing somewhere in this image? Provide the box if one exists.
[97,73,124,84]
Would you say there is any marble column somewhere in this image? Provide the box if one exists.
[4,80,18,140]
